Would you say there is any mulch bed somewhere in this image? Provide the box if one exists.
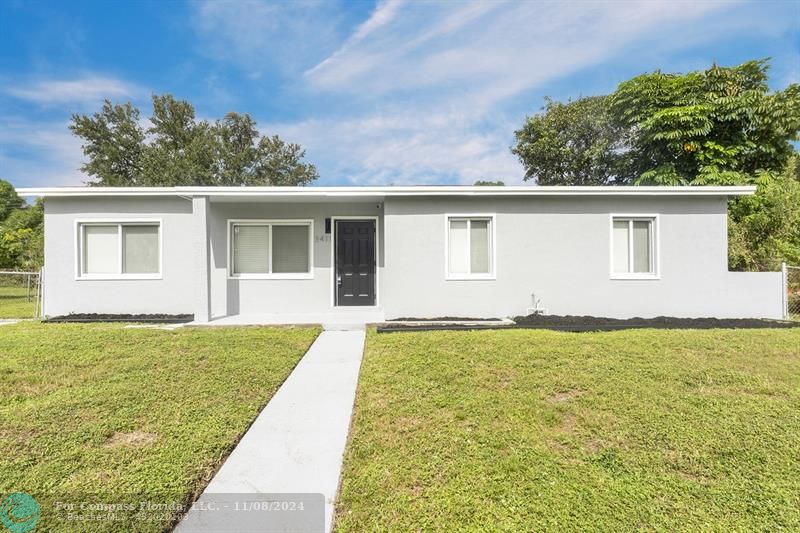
[44,313,194,324]
[377,314,799,333]
[388,316,502,322]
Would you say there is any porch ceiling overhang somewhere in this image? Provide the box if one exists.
[16,185,756,199]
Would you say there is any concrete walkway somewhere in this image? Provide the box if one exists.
[177,329,366,533]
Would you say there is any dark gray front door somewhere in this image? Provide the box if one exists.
[335,220,376,306]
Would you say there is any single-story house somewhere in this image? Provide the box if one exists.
[18,185,783,322]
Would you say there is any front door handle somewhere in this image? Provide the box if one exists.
[336,274,342,287]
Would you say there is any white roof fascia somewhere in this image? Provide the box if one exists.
[15,185,757,198]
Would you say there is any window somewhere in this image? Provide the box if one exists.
[446,216,494,279]
[79,222,160,279]
[230,221,312,278]
[611,216,656,278]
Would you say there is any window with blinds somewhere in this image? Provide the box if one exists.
[446,216,494,279]
[611,217,656,277]
[79,222,160,278]
[230,221,312,278]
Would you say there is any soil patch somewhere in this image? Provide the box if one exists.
[45,313,193,324]
[548,389,584,403]
[377,314,798,333]
[388,316,502,322]
[512,314,799,330]
[105,431,158,448]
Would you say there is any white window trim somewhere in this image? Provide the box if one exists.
[444,213,496,281]
[609,213,660,280]
[74,219,163,281]
[227,219,314,280]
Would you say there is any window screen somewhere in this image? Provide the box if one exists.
[448,217,493,277]
[448,220,469,274]
[122,225,159,274]
[632,221,651,273]
[233,225,269,274]
[469,219,491,274]
[612,218,654,275]
[83,225,118,274]
[272,225,310,273]
[612,220,630,274]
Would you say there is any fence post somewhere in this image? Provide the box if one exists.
[36,267,43,319]
[782,262,789,320]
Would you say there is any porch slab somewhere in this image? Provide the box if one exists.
[194,309,385,328]
[176,330,366,533]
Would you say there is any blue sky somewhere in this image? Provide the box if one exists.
[1,0,798,188]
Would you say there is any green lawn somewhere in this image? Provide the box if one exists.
[336,328,800,532]
[0,285,36,318]
[0,322,319,531]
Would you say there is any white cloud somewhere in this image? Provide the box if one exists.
[193,0,347,78]
[306,0,406,77]
[6,76,143,105]
[0,118,85,187]
[200,0,739,185]
[306,0,732,109]
[265,108,523,185]
[262,0,738,185]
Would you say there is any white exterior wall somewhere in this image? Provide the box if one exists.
[207,201,384,318]
[42,197,195,316]
[381,196,783,319]
[41,194,782,320]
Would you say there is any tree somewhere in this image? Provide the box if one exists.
[0,179,24,221]
[512,96,632,185]
[473,180,505,186]
[0,198,43,271]
[69,102,146,186]
[513,61,799,186]
[0,178,41,271]
[70,94,319,186]
[611,60,800,185]
[728,152,800,271]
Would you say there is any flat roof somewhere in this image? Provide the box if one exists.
[17,185,756,199]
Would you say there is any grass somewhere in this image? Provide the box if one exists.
[0,322,320,531]
[336,328,800,532]
[0,285,36,318]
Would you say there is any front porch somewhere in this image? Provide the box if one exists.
[193,308,386,329]
[192,195,385,323]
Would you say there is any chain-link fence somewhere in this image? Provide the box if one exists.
[0,270,42,319]
[784,264,800,321]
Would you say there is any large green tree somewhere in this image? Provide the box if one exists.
[728,153,800,271]
[70,94,319,186]
[512,96,632,185]
[0,179,43,270]
[0,179,24,220]
[0,202,43,271]
[611,60,800,185]
[513,61,799,186]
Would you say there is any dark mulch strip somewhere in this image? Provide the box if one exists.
[513,314,799,329]
[377,324,514,333]
[376,314,799,333]
[44,313,194,324]
[388,316,502,322]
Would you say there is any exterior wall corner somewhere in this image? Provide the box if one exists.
[192,196,211,322]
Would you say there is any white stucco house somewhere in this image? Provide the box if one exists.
[18,185,783,322]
